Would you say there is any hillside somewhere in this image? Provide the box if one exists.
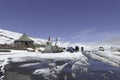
[0,29,47,45]
[0,29,73,48]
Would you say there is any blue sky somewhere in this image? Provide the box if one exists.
[0,0,120,43]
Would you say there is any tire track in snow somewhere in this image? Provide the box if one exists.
[82,51,120,67]
[93,51,120,67]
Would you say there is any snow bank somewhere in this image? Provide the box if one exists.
[83,51,120,67]
[1,50,120,80]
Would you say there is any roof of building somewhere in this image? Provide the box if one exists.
[15,33,34,42]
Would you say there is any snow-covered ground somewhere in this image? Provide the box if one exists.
[0,50,84,64]
[1,50,120,68]
[1,28,120,80]
[0,50,87,80]
[0,50,120,80]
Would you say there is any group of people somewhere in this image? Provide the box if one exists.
[66,46,84,53]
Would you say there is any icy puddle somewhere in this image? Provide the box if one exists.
[1,51,120,80]
[4,58,120,80]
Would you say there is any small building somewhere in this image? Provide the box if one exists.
[14,34,34,49]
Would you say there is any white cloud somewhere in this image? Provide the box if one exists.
[73,28,96,39]
[72,29,120,43]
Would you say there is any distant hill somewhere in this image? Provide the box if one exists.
[0,29,72,47]
[97,37,120,46]
[0,29,47,45]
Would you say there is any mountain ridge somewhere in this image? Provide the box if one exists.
[0,29,73,47]
[0,29,47,44]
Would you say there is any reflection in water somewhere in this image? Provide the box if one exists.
[3,58,120,80]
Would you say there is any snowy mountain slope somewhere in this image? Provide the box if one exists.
[0,29,47,44]
[0,29,102,51]
[99,38,120,47]
[0,29,82,48]
[0,29,22,44]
